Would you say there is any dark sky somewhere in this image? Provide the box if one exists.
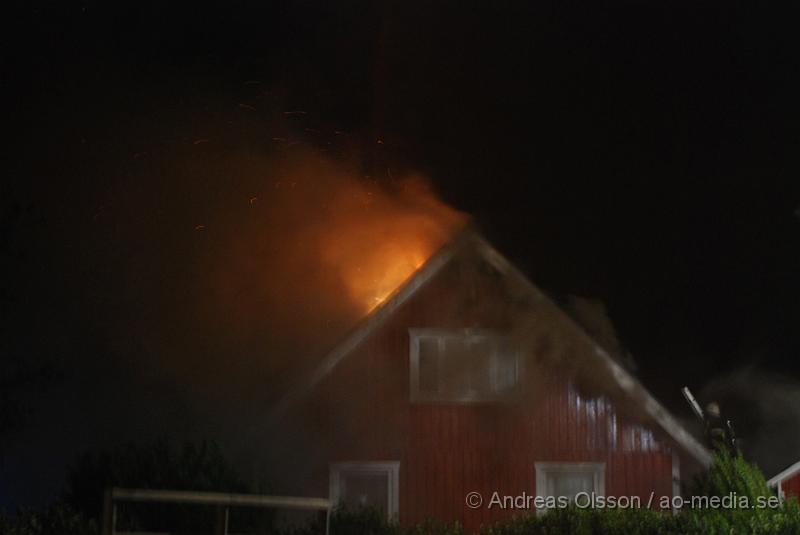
[3,0,800,506]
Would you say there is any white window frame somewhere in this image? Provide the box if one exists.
[329,461,400,518]
[408,328,520,403]
[534,461,605,512]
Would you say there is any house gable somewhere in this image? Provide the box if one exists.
[269,228,712,469]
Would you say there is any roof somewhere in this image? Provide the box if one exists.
[269,227,713,468]
[768,460,800,487]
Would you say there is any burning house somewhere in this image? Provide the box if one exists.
[267,227,712,530]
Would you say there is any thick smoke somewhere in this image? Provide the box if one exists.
[3,74,468,500]
[12,131,466,485]
[195,150,464,400]
[97,148,461,408]
[82,145,466,479]
[701,366,800,477]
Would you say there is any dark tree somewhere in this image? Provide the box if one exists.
[63,439,271,533]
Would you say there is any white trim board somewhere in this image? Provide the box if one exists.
[534,461,605,514]
[535,461,606,495]
[768,459,800,489]
[329,461,400,518]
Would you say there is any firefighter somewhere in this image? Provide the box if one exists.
[704,401,737,454]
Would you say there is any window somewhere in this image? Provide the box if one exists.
[409,329,519,403]
[329,462,400,517]
[535,462,605,509]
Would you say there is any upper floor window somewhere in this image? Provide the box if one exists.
[409,328,519,403]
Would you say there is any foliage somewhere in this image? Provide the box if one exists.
[283,460,800,535]
[0,503,96,535]
[300,499,800,535]
[6,449,800,534]
[691,448,773,500]
[60,438,271,534]
[63,438,248,519]
[481,506,677,535]
[328,506,402,535]
[682,447,800,535]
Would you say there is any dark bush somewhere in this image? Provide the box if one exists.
[0,503,96,535]
[5,448,800,534]
[61,438,271,534]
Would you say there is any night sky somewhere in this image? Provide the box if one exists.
[3,1,800,507]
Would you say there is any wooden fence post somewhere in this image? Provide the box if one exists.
[100,488,114,535]
[214,505,229,535]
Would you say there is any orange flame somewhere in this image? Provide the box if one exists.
[318,176,465,314]
[335,236,430,312]
[216,154,466,342]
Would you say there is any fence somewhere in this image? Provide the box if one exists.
[102,487,331,535]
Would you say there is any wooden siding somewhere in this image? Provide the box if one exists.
[783,474,800,499]
[298,250,686,531]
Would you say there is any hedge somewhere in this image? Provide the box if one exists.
[4,449,800,535]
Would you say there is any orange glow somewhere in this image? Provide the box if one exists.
[216,154,466,336]
[318,176,465,314]
[339,237,429,312]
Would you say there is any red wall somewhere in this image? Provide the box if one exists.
[298,251,685,531]
[782,473,800,500]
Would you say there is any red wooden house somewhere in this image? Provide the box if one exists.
[269,229,712,531]
[768,462,800,500]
